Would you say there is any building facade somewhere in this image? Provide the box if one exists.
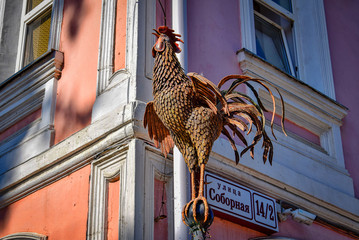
[0,0,358,239]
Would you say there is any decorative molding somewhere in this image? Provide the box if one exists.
[96,0,117,95]
[49,0,64,51]
[237,48,347,169]
[0,51,63,175]
[87,146,127,240]
[0,232,47,240]
[91,69,131,122]
[312,0,336,99]
[239,0,256,51]
[144,148,174,240]
[145,0,157,80]
[0,101,141,208]
[92,0,154,122]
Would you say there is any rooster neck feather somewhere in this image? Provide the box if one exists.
[153,41,189,97]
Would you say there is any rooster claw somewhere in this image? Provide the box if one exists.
[182,196,214,231]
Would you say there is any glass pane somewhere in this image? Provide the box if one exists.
[26,0,44,13]
[254,1,291,28]
[255,15,290,74]
[271,0,292,12]
[23,9,51,66]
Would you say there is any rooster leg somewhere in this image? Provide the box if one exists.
[191,170,196,200]
[182,170,197,222]
[191,163,209,223]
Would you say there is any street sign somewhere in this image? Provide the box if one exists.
[204,172,278,232]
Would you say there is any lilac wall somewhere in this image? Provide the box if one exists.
[324,0,359,198]
[187,0,242,84]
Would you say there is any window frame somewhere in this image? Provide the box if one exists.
[0,0,63,192]
[15,0,53,70]
[253,0,297,76]
[240,0,336,98]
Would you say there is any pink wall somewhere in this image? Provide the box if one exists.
[106,178,120,240]
[210,217,266,239]
[272,218,357,240]
[324,0,359,198]
[0,166,91,239]
[54,0,102,144]
[114,0,127,72]
[187,0,242,84]
[154,179,169,240]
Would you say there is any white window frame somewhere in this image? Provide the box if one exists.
[15,0,53,70]
[241,0,335,98]
[0,0,5,42]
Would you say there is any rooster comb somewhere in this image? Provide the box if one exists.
[153,26,184,52]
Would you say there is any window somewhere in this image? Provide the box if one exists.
[0,0,23,82]
[0,0,63,187]
[17,0,53,69]
[238,0,353,222]
[253,0,297,77]
[0,0,61,82]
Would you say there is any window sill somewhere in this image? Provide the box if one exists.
[0,50,63,176]
[237,48,347,168]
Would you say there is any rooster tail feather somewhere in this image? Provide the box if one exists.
[222,127,240,164]
[217,75,286,164]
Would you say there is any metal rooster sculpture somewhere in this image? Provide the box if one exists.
[144,26,286,235]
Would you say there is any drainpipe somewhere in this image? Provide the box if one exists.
[172,0,190,239]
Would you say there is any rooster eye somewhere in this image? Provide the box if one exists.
[156,41,164,51]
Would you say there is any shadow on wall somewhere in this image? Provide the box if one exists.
[53,99,94,144]
[0,0,91,232]
[64,0,88,41]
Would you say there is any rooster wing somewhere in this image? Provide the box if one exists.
[144,101,174,157]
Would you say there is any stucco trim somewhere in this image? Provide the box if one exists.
[0,101,142,206]
[144,148,174,240]
[96,0,117,95]
[87,146,127,240]
[0,51,63,177]
[237,48,347,169]
[0,232,47,240]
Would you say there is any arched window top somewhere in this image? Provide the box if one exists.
[0,232,47,240]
